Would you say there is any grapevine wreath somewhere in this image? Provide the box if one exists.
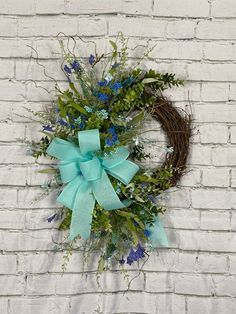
[27,35,191,272]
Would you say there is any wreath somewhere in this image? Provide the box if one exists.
[27,35,191,272]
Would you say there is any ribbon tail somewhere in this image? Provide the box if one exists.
[69,181,95,241]
[147,216,169,247]
[92,170,125,210]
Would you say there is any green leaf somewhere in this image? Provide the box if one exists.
[70,101,87,114]
[109,40,117,51]
[58,97,67,118]
[98,256,105,274]
[38,168,57,174]
[142,78,159,84]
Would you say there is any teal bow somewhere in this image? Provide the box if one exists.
[46,129,139,241]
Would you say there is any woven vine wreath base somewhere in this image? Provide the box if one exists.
[146,95,192,187]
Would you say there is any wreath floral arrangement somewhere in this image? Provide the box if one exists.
[27,35,191,273]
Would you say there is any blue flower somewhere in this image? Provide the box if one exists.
[97,92,110,102]
[110,82,122,92]
[97,80,108,87]
[126,244,145,265]
[47,213,57,223]
[43,125,53,132]
[58,118,68,127]
[105,126,119,146]
[89,54,95,65]
[144,229,151,237]
[70,60,80,71]
[64,64,71,74]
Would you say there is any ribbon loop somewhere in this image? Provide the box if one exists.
[46,129,139,240]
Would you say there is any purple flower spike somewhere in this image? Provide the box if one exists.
[89,54,95,65]
[47,213,57,223]
[64,64,71,74]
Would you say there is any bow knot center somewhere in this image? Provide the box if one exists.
[79,156,102,181]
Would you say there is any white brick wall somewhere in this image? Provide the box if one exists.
[0,1,235,313]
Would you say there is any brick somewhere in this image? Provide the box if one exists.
[156,294,185,314]
[166,189,191,208]
[189,145,212,165]
[214,275,236,296]
[0,275,24,295]
[0,255,17,274]
[78,18,107,37]
[204,42,234,61]
[0,230,58,251]
[27,272,144,295]
[27,165,52,186]
[179,230,236,252]
[175,274,213,296]
[0,166,27,186]
[36,0,64,14]
[231,170,236,187]
[163,209,200,229]
[194,104,236,123]
[9,298,70,314]
[0,211,25,229]
[166,20,195,39]
[18,252,84,273]
[0,81,25,101]
[70,294,104,314]
[197,253,228,273]
[179,168,201,187]
[0,60,14,79]
[188,63,236,81]
[0,299,8,314]
[18,17,77,37]
[0,189,17,207]
[0,39,32,58]
[201,211,231,230]
[0,17,17,37]
[16,60,65,81]
[212,147,236,166]
[0,123,25,142]
[192,190,236,209]
[151,41,203,61]
[187,297,236,314]
[154,0,209,17]
[0,145,34,164]
[229,255,236,274]
[164,83,201,102]
[146,272,174,293]
[212,0,236,18]
[230,212,236,230]
[67,0,152,15]
[17,189,62,209]
[231,126,236,143]
[202,168,229,187]
[109,17,166,38]
[229,83,236,100]
[199,124,228,144]
[33,40,61,59]
[0,0,35,15]
[25,209,59,230]
[196,21,236,40]
[201,83,229,102]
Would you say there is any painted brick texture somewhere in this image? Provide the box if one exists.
[0,1,235,314]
